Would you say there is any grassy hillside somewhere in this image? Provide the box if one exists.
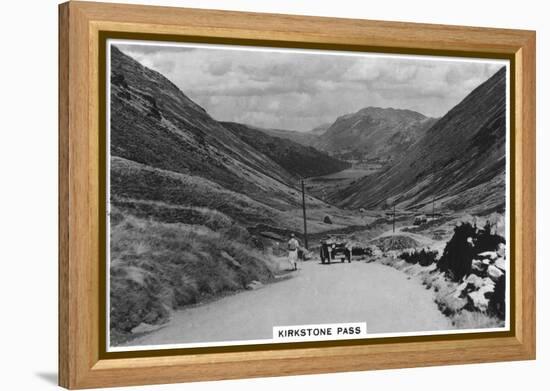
[222,121,350,178]
[110,156,306,226]
[111,45,309,207]
[108,46,359,343]
[108,157,326,344]
[109,207,279,343]
[255,127,323,146]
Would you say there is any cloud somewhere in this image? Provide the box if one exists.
[206,59,233,76]
[115,43,504,131]
[343,62,382,81]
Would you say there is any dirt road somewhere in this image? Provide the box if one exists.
[125,260,452,347]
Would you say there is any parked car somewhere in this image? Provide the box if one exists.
[319,237,351,264]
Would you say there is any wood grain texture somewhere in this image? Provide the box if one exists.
[58,3,70,387]
[518,34,536,354]
[58,1,536,389]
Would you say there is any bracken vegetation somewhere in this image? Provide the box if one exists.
[109,207,278,344]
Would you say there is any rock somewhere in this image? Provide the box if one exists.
[246,280,263,290]
[482,277,496,290]
[464,274,486,289]
[466,278,495,312]
[497,243,506,258]
[495,257,506,271]
[488,265,504,282]
[454,281,468,296]
[468,290,490,311]
[368,245,383,258]
[471,259,487,275]
[370,235,419,251]
[131,322,165,334]
[323,215,333,224]
[478,251,498,260]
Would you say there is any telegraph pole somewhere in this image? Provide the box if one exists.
[432,159,436,219]
[301,179,309,249]
[392,203,396,234]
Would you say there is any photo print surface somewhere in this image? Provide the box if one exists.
[106,39,510,351]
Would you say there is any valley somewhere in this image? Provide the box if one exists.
[305,166,382,202]
[108,43,508,347]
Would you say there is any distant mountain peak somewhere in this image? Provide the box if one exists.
[313,105,436,162]
[335,67,507,214]
[335,106,427,122]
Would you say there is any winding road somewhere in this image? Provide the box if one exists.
[125,259,452,348]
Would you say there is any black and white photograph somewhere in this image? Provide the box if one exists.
[107,40,510,351]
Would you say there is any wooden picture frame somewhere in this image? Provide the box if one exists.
[59,1,536,389]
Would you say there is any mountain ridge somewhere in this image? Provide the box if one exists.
[110,45,369,235]
[333,67,507,214]
[110,45,325,216]
[222,121,350,178]
[313,106,437,163]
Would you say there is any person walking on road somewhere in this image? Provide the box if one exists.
[287,233,300,271]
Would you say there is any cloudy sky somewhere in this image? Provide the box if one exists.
[115,42,504,132]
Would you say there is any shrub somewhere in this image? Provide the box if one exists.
[109,267,169,332]
[475,220,506,253]
[437,223,477,281]
[438,222,505,281]
[399,249,438,266]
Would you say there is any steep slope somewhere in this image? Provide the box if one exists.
[222,122,350,178]
[314,107,437,162]
[110,46,325,213]
[257,127,318,146]
[255,123,329,147]
[335,67,507,214]
[108,45,365,343]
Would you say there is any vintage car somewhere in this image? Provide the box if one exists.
[319,237,352,264]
